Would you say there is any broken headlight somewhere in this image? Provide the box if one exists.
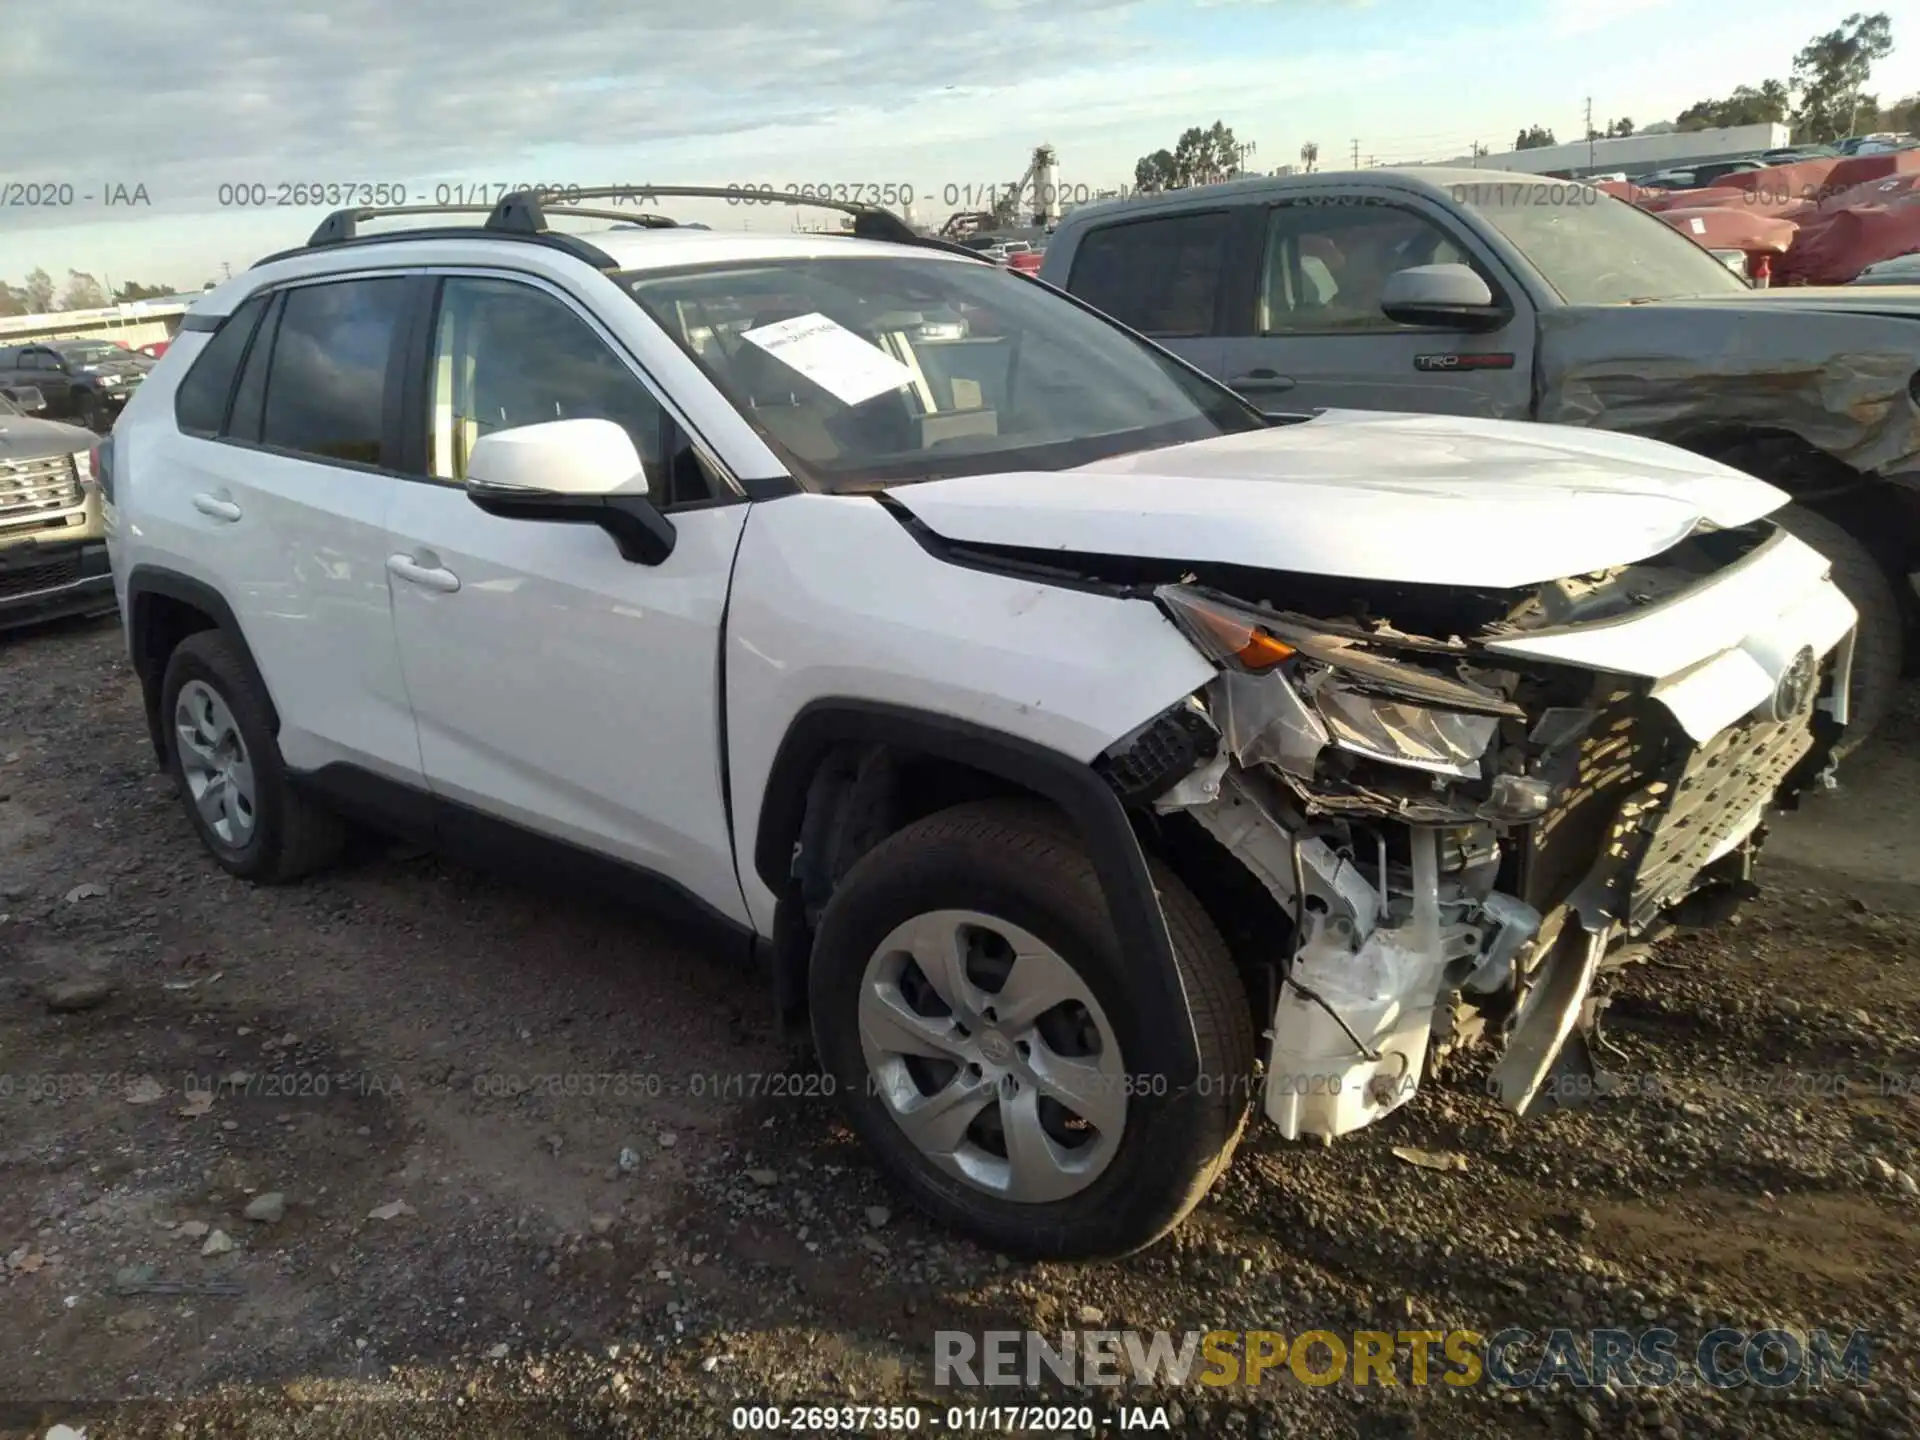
[1314,686,1500,779]
[1156,584,1520,781]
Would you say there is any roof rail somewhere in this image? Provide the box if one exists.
[266,186,988,272]
[488,186,991,261]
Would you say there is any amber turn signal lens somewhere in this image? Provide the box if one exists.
[1188,606,1296,671]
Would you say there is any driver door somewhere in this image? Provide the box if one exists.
[1216,197,1535,418]
[384,272,751,924]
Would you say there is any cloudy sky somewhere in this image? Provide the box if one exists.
[2,0,1916,290]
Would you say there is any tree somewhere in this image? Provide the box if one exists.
[113,280,175,302]
[59,270,108,310]
[1607,117,1635,137]
[1675,80,1790,130]
[1133,149,1176,194]
[0,284,25,318]
[1299,141,1319,173]
[1134,120,1243,193]
[22,267,55,313]
[1513,125,1557,150]
[1793,11,1894,140]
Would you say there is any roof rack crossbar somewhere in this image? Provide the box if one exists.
[307,204,496,246]
[486,186,991,261]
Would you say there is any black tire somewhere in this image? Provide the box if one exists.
[809,798,1255,1260]
[160,629,345,883]
[1773,504,1903,757]
[74,393,103,432]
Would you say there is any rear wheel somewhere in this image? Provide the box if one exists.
[161,631,346,882]
[809,798,1255,1259]
[1772,504,1903,758]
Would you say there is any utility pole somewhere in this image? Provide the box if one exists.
[1586,96,1596,170]
[1350,138,1360,168]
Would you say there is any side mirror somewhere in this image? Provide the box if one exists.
[464,418,675,566]
[1380,263,1508,332]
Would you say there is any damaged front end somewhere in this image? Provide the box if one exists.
[1099,517,1855,1141]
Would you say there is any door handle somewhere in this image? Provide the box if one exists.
[1230,370,1296,393]
[191,492,241,522]
[387,553,461,594]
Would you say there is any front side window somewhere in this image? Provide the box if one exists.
[623,254,1261,491]
[1064,212,1231,336]
[259,276,409,466]
[427,277,665,485]
[1257,202,1483,334]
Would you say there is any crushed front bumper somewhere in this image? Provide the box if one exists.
[1147,522,1857,1142]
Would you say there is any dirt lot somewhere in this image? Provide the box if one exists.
[2,612,1917,1440]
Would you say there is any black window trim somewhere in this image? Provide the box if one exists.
[1251,193,1517,338]
[172,290,272,439]
[404,264,747,506]
[1061,207,1239,339]
[226,290,287,444]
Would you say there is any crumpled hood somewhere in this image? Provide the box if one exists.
[885,412,1786,589]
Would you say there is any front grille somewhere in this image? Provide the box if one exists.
[1523,682,1817,934]
[0,550,83,599]
[1520,684,1670,920]
[0,454,83,524]
[1613,712,1814,928]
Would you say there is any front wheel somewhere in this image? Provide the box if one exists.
[809,799,1255,1259]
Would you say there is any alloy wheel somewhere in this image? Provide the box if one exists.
[857,909,1127,1202]
[174,679,257,848]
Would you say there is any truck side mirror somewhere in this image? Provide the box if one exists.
[1381,264,1508,332]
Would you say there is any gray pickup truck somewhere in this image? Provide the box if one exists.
[1039,167,1920,749]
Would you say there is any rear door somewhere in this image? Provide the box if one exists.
[160,273,427,786]
[1214,192,1536,418]
[1055,209,1233,378]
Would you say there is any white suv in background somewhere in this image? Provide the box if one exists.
[104,188,1855,1259]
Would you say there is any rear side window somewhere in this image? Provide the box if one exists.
[173,295,268,436]
[260,277,408,467]
[1064,211,1231,337]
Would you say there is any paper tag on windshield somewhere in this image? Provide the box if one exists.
[1688,217,1706,234]
[739,313,915,406]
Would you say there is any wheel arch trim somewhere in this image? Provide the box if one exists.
[754,698,1203,1087]
[125,565,279,762]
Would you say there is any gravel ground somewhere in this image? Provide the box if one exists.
[1,612,1917,1440]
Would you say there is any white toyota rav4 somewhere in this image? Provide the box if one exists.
[103,189,1856,1259]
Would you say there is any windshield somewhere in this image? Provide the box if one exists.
[622,254,1265,489]
[59,342,128,366]
[1460,187,1752,304]
[0,394,20,417]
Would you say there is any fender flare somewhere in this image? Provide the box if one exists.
[754,698,1203,1088]
[125,565,278,761]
